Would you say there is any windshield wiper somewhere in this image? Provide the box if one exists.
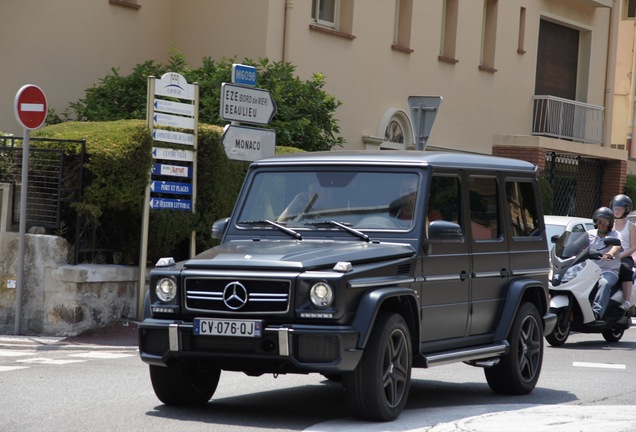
[238,220,302,240]
[305,220,370,242]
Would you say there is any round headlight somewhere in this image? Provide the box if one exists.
[156,277,177,302]
[309,282,333,308]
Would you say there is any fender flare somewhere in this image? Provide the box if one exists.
[350,287,418,349]
[493,277,548,340]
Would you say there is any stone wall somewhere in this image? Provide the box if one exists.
[0,183,138,336]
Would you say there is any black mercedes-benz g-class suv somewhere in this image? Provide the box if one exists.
[139,150,556,422]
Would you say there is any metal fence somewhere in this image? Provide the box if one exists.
[541,152,603,218]
[0,136,87,263]
[532,95,604,145]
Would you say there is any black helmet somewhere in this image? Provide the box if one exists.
[610,194,632,218]
[593,206,615,230]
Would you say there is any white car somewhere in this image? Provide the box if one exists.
[544,215,595,246]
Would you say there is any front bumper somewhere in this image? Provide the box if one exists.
[138,318,363,374]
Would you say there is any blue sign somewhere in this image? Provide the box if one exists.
[150,181,192,196]
[232,64,257,87]
[150,197,192,211]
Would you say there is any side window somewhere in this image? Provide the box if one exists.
[469,176,499,240]
[506,180,540,237]
[428,175,461,230]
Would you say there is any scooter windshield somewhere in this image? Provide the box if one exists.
[553,231,589,258]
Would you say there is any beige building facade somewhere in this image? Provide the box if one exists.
[0,0,628,213]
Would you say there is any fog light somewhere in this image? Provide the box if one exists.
[155,277,177,302]
[309,282,333,308]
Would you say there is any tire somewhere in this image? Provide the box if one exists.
[149,361,221,406]
[485,302,543,395]
[545,309,570,347]
[342,312,412,422]
[602,327,624,342]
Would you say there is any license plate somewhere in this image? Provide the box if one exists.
[193,318,262,337]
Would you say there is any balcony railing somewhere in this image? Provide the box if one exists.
[532,95,604,145]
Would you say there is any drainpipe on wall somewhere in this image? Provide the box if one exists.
[283,0,294,63]
[629,18,636,157]
[604,0,619,148]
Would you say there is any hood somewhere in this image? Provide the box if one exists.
[183,239,415,271]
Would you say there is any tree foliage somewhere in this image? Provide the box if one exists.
[65,52,344,151]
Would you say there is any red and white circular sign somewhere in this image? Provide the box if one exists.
[14,84,47,130]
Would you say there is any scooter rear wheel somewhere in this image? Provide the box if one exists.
[545,310,570,347]
[601,327,624,343]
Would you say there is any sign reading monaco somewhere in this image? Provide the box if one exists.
[14,85,47,130]
[220,83,277,125]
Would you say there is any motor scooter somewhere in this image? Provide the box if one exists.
[545,230,634,347]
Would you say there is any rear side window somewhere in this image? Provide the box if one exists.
[469,176,499,240]
[506,180,541,237]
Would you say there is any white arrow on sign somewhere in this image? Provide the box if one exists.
[154,113,195,130]
[220,83,277,125]
[222,124,276,162]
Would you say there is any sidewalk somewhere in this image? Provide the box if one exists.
[0,320,139,350]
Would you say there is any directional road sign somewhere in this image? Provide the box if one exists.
[14,85,47,130]
[220,83,277,125]
[153,113,195,131]
[152,163,192,178]
[152,147,194,162]
[152,129,195,146]
[150,197,192,211]
[150,181,192,196]
[222,124,276,162]
[154,99,195,117]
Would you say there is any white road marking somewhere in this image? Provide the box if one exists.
[573,361,626,370]
[0,349,38,357]
[0,366,29,372]
[17,357,87,365]
[69,352,135,359]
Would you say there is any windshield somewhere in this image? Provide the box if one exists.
[553,231,589,258]
[238,170,420,230]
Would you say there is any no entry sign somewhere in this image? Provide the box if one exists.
[14,85,47,130]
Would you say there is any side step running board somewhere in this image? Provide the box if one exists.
[423,342,509,368]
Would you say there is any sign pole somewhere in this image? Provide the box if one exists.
[138,76,155,320]
[14,129,30,335]
[190,83,199,258]
[13,84,47,335]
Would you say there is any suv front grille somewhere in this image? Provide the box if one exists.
[185,278,290,314]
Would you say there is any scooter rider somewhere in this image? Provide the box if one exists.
[588,207,623,320]
[610,194,635,310]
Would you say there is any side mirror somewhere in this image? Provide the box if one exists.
[427,220,463,243]
[551,234,560,244]
[211,217,230,240]
[603,237,621,247]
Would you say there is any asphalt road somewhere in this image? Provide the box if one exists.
[1,320,635,431]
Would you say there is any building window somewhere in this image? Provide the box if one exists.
[379,109,413,150]
[392,0,413,52]
[517,7,526,54]
[439,0,459,63]
[312,0,338,28]
[626,0,636,19]
[479,0,498,72]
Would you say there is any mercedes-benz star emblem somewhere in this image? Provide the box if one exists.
[223,281,248,310]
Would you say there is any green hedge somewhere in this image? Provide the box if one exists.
[33,120,300,264]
